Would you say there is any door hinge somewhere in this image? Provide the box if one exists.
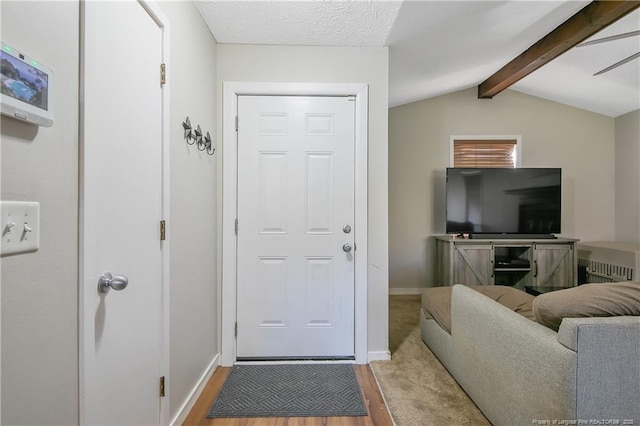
[235,116,238,132]
[160,220,166,241]
[160,63,166,85]
[235,219,238,236]
[235,321,238,337]
[159,376,165,397]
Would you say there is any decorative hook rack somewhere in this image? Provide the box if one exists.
[182,116,215,155]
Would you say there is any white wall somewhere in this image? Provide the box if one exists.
[157,1,219,420]
[0,1,80,424]
[615,109,640,245]
[389,88,615,290]
[216,44,390,356]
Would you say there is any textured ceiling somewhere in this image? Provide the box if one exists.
[197,1,402,46]
[195,0,640,117]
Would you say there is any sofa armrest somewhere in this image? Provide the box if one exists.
[450,285,577,426]
[557,317,640,422]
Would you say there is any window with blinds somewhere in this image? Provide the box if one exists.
[453,139,517,168]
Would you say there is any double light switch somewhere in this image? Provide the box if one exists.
[1,201,40,256]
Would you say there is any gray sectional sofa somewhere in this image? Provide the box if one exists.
[420,284,640,426]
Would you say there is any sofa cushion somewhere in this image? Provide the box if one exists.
[422,287,453,332]
[532,281,640,331]
[423,285,535,333]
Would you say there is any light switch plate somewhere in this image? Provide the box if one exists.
[1,201,40,256]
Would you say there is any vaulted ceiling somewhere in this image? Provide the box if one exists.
[196,1,640,117]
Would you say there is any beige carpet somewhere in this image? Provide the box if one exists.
[371,295,491,425]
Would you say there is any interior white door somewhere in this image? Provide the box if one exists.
[237,95,356,359]
[82,1,165,424]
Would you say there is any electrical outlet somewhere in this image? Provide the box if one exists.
[1,201,40,256]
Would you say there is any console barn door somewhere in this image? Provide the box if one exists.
[236,95,356,359]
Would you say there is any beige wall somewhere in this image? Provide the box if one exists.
[1,1,80,423]
[615,109,640,245]
[217,44,390,355]
[158,2,219,420]
[389,88,615,290]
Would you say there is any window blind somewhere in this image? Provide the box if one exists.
[453,139,517,168]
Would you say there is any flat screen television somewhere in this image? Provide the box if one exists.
[446,167,561,237]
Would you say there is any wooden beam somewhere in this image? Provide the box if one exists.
[478,1,640,99]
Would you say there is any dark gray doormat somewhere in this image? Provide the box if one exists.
[208,364,368,418]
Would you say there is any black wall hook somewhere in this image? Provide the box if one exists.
[182,116,214,155]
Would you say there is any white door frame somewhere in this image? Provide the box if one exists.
[78,1,171,423]
[220,82,368,366]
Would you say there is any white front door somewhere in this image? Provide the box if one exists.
[81,1,166,424]
[236,95,356,359]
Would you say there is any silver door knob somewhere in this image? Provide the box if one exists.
[342,243,352,253]
[98,272,129,294]
[342,224,351,234]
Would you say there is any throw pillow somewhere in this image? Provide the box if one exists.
[532,281,640,331]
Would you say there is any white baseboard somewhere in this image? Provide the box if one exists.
[368,350,391,362]
[389,287,424,295]
[171,353,220,426]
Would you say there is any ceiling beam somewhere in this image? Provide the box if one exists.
[478,1,640,99]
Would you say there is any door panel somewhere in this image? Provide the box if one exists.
[82,1,164,424]
[534,244,574,287]
[237,96,355,359]
[454,245,494,285]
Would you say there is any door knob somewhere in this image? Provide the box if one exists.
[342,243,352,253]
[342,225,351,234]
[98,272,129,294]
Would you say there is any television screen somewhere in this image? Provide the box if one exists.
[1,49,49,111]
[446,168,561,235]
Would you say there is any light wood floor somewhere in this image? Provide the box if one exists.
[182,364,393,426]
